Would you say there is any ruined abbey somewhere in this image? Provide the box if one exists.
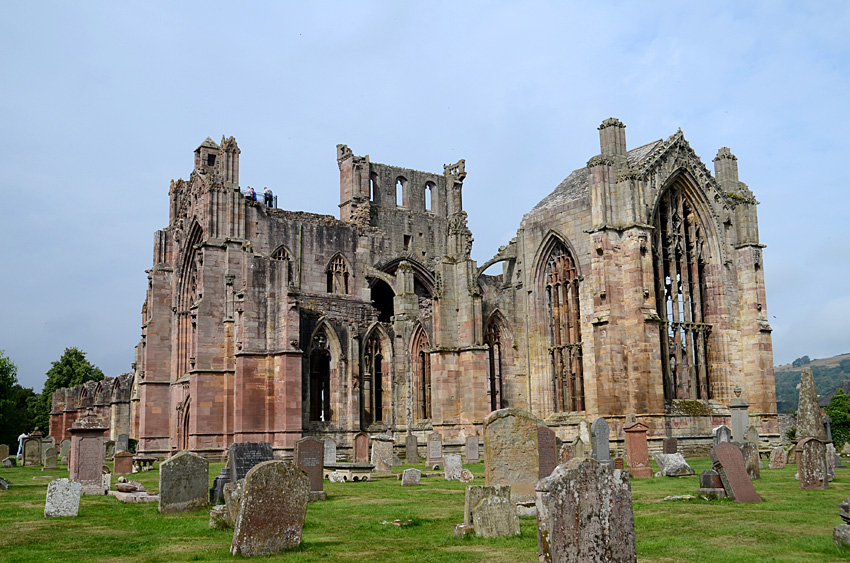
[51,119,778,458]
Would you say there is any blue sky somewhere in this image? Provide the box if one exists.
[1,2,848,392]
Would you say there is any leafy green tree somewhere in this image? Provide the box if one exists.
[826,388,850,449]
[840,358,850,373]
[0,350,36,448]
[792,355,811,368]
[29,347,104,432]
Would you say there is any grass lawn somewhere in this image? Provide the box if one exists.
[1,457,849,562]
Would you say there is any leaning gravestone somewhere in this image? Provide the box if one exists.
[465,435,480,463]
[797,436,828,490]
[444,454,463,480]
[769,446,787,469]
[159,450,209,513]
[405,434,420,463]
[44,478,82,517]
[59,439,71,462]
[483,408,544,504]
[0,445,8,461]
[624,422,652,478]
[401,468,421,486]
[591,417,612,467]
[536,458,636,563]
[323,437,337,465]
[295,437,325,501]
[370,434,394,473]
[653,453,695,476]
[710,441,762,502]
[231,461,309,557]
[353,432,369,463]
[427,432,443,466]
[43,447,58,470]
[23,437,42,466]
[228,442,274,483]
[538,425,558,479]
[713,425,732,446]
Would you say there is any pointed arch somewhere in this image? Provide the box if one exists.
[484,310,513,411]
[362,323,392,426]
[307,319,343,423]
[326,252,352,295]
[410,323,432,421]
[271,244,294,285]
[176,219,203,378]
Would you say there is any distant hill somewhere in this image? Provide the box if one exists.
[774,352,850,412]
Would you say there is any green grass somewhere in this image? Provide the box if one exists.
[1,458,849,562]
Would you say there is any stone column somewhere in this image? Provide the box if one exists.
[728,385,749,442]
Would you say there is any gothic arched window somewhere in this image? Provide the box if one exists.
[484,317,504,412]
[309,331,332,422]
[363,333,384,424]
[326,255,350,295]
[653,185,711,401]
[544,242,584,412]
[411,326,431,421]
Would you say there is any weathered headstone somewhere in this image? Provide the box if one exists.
[663,437,678,454]
[44,479,82,517]
[228,442,273,483]
[745,425,760,447]
[68,411,108,494]
[0,477,9,490]
[43,447,58,470]
[23,437,42,466]
[209,467,230,505]
[728,388,749,442]
[464,485,512,527]
[739,442,760,480]
[653,453,695,476]
[578,419,592,448]
[713,425,732,446]
[370,434,394,473]
[824,414,834,442]
[328,471,344,483]
[113,450,134,475]
[614,457,625,470]
[59,439,71,462]
[624,422,652,478]
[426,432,443,466]
[559,443,574,464]
[210,505,232,529]
[472,495,521,538]
[836,498,850,547]
[797,436,828,490]
[465,435,480,463]
[295,437,325,501]
[405,434,420,464]
[827,443,837,479]
[401,468,421,486]
[2,457,15,468]
[159,450,210,513]
[786,443,797,465]
[538,425,557,479]
[710,441,762,502]
[116,433,129,453]
[696,469,726,497]
[104,440,115,459]
[231,461,309,557]
[591,417,612,467]
[41,436,56,461]
[353,432,369,463]
[460,469,474,483]
[483,408,544,504]
[536,458,636,563]
[323,437,337,465]
[444,453,463,480]
[768,446,787,469]
[0,444,8,461]
[798,368,829,441]
[224,479,245,524]
[571,436,586,460]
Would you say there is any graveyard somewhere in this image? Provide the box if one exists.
[1,456,849,562]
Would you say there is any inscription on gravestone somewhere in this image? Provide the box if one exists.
[710,441,761,502]
[663,437,678,454]
[465,436,480,463]
[427,433,443,465]
[323,438,336,466]
[405,434,420,464]
[538,426,557,479]
[353,432,369,463]
[591,417,612,467]
[295,438,324,495]
[228,443,274,483]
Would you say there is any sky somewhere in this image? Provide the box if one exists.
[1,2,848,393]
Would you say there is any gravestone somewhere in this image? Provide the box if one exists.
[401,468,421,486]
[464,485,512,527]
[43,447,58,470]
[713,425,732,446]
[231,461,309,557]
[827,443,837,479]
[0,477,9,490]
[739,442,760,480]
[23,437,42,466]
[769,446,787,469]
[323,437,337,465]
[104,440,115,459]
[728,389,749,442]
[472,495,521,538]
[209,467,230,504]
[824,414,834,442]
[483,408,544,504]
[427,432,443,466]
[405,434,420,463]
[224,479,245,524]
[465,436,480,463]
[44,478,82,517]
[710,441,762,502]
[68,410,108,494]
[786,444,797,465]
[41,436,56,461]
[559,443,574,464]
[571,436,586,460]
[2,457,16,468]
[696,469,726,497]
[578,420,592,450]
[624,422,652,478]
[836,498,850,547]
[591,417,612,467]
[116,433,130,453]
[0,444,8,461]
[353,432,369,463]
[745,425,760,447]
[538,425,558,479]
[59,439,71,462]
[797,436,828,490]
[228,442,273,483]
[370,434,395,473]
[444,454,463,480]
[663,437,678,454]
[113,450,134,475]
[460,469,474,483]
[536,458,636,563]
[797,368,829,441]
[653,453,695,476]
[295,437,325,501]
[159,450,210,513]
[614,457,625,470]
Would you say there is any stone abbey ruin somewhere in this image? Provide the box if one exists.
[50,118,777,458]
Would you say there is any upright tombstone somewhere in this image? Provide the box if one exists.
[353,432,369,463]
[464,485,513,529]
[624,422,653,478]
[471,495,520,538]
[745,425,760,447]
[578,419,592,452]
[728,386,750,442]
[159,450,210,513]
[44,479,82,517]
[113,450,134,475]
[591,417,612,467]
[370,434,394,473]
[827,443,837,479]
[483,408,544,504]
[536,458,636,563]
[797,436,828,490]
[43,447,58,470]
[427,432,443,466]
[713,425,732,446]
[41,436,56,463]
[465,435,480,464]
[295,437,325,501]
[710,441,762,502]
[116,433,130,453]
[210,467,230,505]
[405,434,420,464]
[797,368,829,441]
[323,437,337,465]
[23,437,42,466]
[538,425,558,479]
[401,468,421,486]
[0,444,8,461]
[769,446,787,469]
[739,442,760,480]
[559,443,574,465]
[663,437,678,454]
[228,442,274,483]
[231,461,309,557]
[571,436,586,460]
[68,410,108,494]
[59,439,71,462]
[444,454,463,480]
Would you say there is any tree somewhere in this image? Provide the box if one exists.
[0,350,36,448]
[840,358,850,373]
[826,388,850,450]
[29,347,105,432]
[792,355,811,368]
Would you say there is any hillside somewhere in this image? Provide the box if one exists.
[774,352,850,412]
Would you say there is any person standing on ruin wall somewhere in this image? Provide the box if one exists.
[264,187,273,207]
